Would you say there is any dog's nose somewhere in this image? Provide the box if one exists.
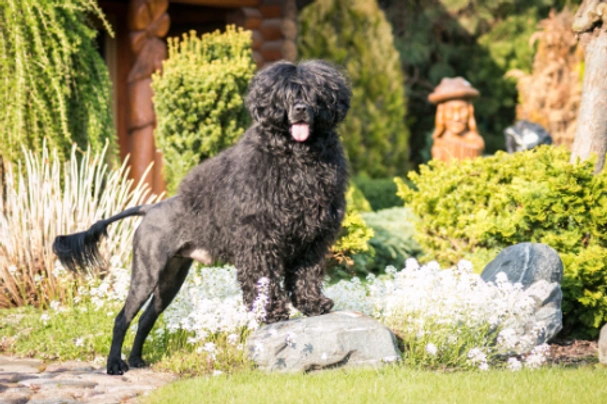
[294,104,308,114]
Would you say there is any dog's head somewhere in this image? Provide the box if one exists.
[245,60,351,143]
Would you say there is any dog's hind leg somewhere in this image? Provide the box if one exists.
[107,237,171,374]
[128,257,192,368]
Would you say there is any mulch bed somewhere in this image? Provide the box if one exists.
[548,340,599,367]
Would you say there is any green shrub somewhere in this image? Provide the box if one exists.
[354,176,407,211]
[152,27,256,194]
[0,0,115,165]
[357,207,422,274]
[397,146,607,338]
[298,0,410,178]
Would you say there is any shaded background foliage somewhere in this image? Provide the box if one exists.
[298,0,410,178]
[377,0,583,167]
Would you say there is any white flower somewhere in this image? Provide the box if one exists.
[467,348,487,364]
[40,313,50,324]
[212,370,223,377]
[507,357,522,371]
[425,343,438,356]
[404,258,419,271]
[227,333,239,345]
[497,328,518,351]
[8,265,17,276]
[74,337,84,347]
[524,343,550,369]
[478,362,490,371]
[456,260,473,274]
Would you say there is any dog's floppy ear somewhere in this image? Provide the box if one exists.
[245,61,296,125]
[299,60,351,126]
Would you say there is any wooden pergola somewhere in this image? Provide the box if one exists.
[97,0,300,195]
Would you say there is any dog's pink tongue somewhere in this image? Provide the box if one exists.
[291,124,310,142]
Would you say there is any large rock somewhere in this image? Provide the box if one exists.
[599,323,607,365]
[481,242,563,349]
[481,242,562,285]
[246,311,400,373]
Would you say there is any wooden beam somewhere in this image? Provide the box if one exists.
[128,0,169,195]
[170,0,260,8]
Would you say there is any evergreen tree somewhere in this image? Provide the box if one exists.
[0,0,115,164]
[298,0,410,178]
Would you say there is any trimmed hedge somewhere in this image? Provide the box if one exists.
[397,146,607,338]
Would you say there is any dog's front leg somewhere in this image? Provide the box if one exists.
[236,246,290,324]
[286,245,334,317]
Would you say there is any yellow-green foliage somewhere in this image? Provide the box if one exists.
[152,27,256,194]
[298,0,410,178]
[397,146,607,337]
[0,0,115,164]
[331,186,374,267]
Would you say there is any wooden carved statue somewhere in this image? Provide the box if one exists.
[429,77,484,162]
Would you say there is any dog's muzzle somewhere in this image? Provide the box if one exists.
[289,103,313,142]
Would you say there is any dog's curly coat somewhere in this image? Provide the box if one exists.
[53,60,351,375]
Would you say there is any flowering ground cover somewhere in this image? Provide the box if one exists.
[0,258,577,375]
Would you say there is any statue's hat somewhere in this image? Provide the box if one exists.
[428,77,480,104]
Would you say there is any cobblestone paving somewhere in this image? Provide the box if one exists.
[0,356,176,404]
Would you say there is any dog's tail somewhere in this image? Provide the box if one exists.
[53,205,151,272]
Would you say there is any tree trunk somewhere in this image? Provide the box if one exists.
[570,0,607,173]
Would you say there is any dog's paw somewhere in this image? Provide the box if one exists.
[264,311,290,324]
[128,356,147,369]
[319,296,334,314]
[298,297,334,317]
[107,358,129,375]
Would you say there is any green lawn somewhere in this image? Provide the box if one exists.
[144,365,607,404]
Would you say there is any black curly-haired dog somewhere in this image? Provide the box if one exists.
[53,60,351,375]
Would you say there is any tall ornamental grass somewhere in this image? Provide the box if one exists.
[0,145,158,308]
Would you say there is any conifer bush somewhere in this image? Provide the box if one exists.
[397,146,607,337]
[298,0,410,177]
[152,27,256,194]
[354,176,406,211]
[0,0,115,164]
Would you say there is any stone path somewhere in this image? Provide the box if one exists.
[0,356,176,404]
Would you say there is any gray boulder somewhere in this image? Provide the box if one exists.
[246,311,400,373]
[481,242,563,349]
[599,323,607,365]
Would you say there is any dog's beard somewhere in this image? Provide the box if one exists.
[290,123,310,142]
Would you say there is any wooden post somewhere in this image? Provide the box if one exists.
[127,0,170,194]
